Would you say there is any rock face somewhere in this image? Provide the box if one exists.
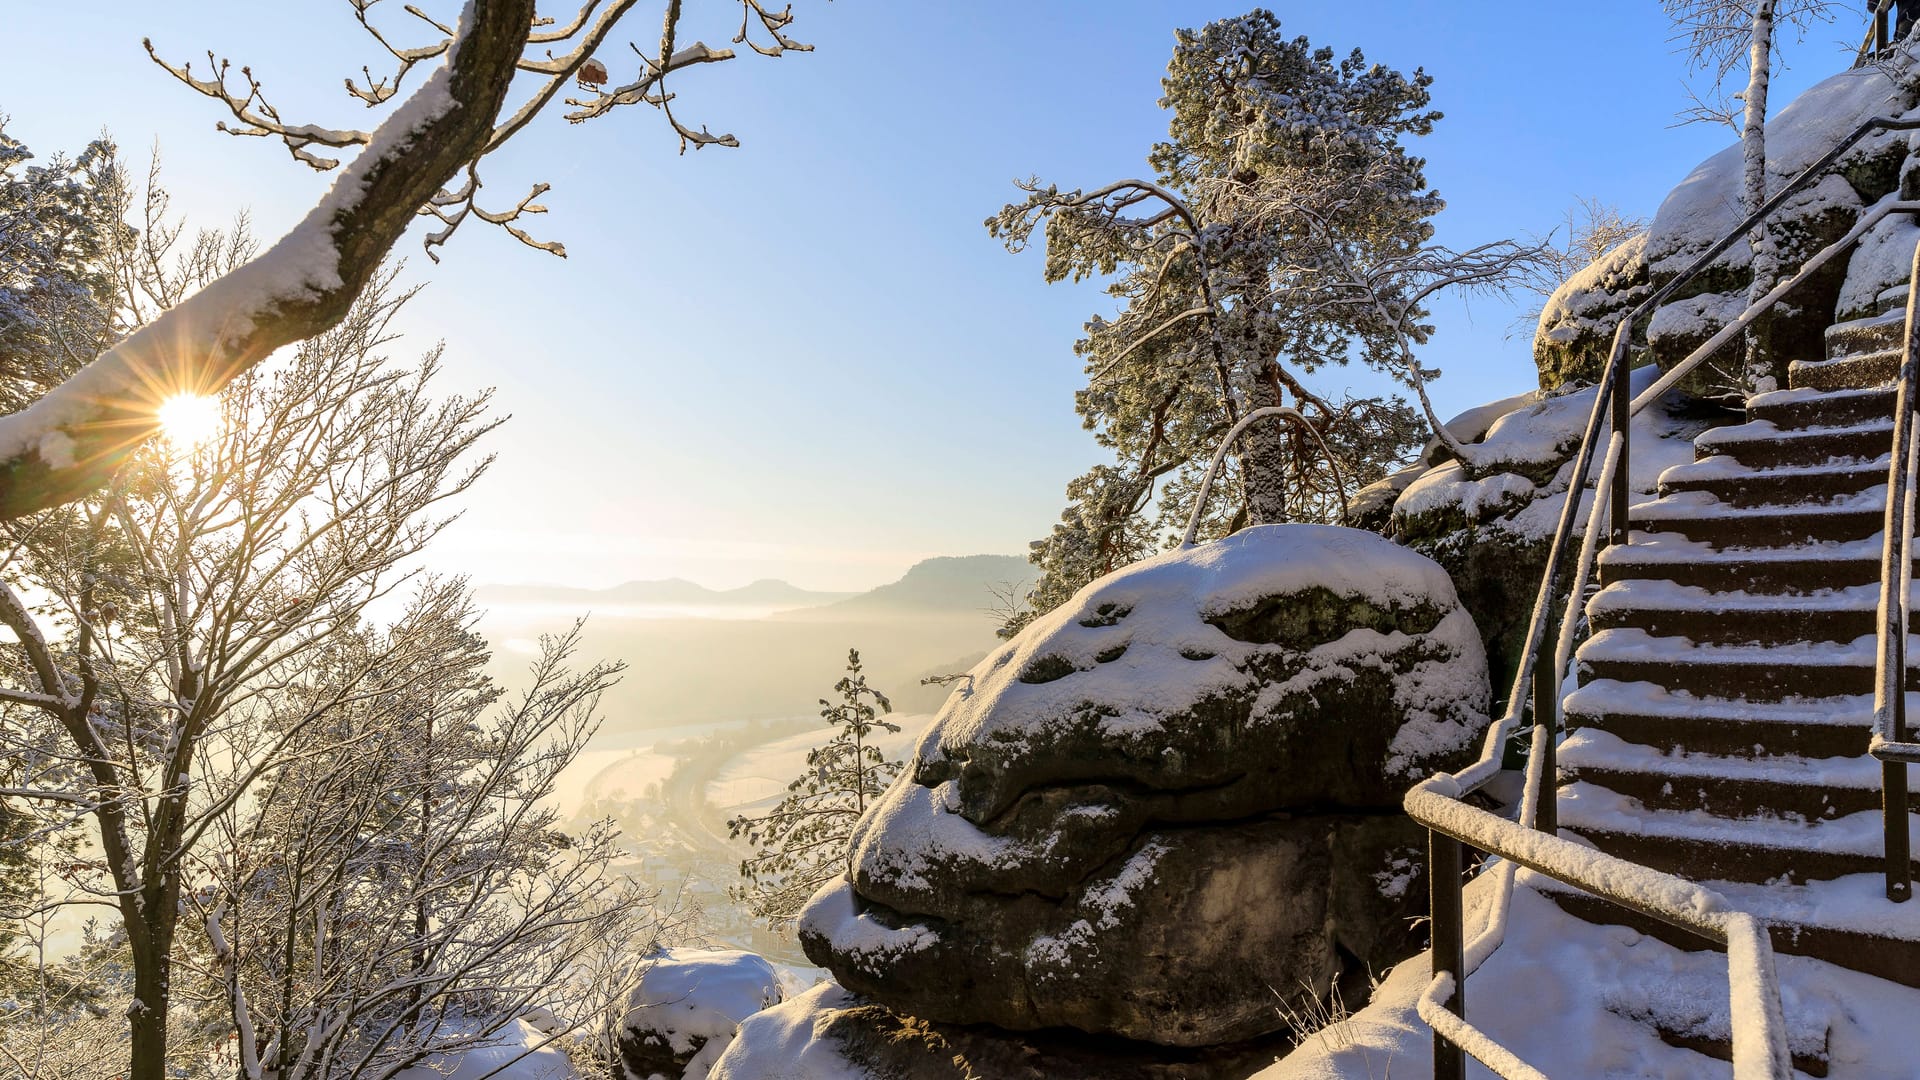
[1533,231,1651,392]
[1389,366,1729,699]
[799,525,1490,1048]
[709,983,1292,1080]
[619,949,783,1080]
[1532,55,1920,399]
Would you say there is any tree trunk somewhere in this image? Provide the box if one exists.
[1240,363,1290,524]
[1742,0,1778,393]
[126,885,177,1080]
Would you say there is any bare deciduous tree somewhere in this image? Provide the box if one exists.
[0,0,818,517]
[0,270,497,1079]
[180,593,655,1080]
[1664,0,1840,390]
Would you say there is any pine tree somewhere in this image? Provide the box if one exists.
[989,9,1545,634]
[728,649,901,925]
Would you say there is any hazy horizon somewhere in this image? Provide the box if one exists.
[475,550,1025,596]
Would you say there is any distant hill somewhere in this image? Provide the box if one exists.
[479,554,1033,623]
[476,577,856,609]
[799,554,1033,618]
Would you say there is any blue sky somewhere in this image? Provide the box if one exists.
[0,2,1868,590]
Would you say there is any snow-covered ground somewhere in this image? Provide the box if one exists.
[393,1019,579,1080]
[1264,872,1920,1079]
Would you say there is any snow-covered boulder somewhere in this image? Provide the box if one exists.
[619,949,783,1080]
[1531,52,1920,397]
[1533,230,1651,393]
[1837,188,1920,322]
[798,525,1489,1048]
[1642,56,1920,394]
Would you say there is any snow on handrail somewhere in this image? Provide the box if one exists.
[1415,974,1550,1080]
[1406,779,1794,1079]
[1406,781,1733,942]
[1872,732,1920,762]
[1868,235,1920,901]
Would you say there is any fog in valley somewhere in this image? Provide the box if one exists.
[472,555,1026,962]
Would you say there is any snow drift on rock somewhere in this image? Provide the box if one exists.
[623,948,784,1080]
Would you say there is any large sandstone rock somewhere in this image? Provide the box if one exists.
[1389,367,1729,698]
[1533,231,1650,392]
[799,525,1489,1048]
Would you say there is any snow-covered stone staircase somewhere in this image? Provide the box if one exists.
[1541,374,1920,1075]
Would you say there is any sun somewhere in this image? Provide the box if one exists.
[157,393,222,447]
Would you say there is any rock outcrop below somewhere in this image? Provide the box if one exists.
[1388,366,1731,697]
[799,525,1490,1047]
[709,983,1291,1080]
[620,949,783,1080]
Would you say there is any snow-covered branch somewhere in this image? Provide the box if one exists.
[0,1,529,518]
[0,0,818,520]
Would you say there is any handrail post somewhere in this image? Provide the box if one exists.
[1429,828,1466,1080]
[1610,345,1632,548]
[1533,637,1559,836]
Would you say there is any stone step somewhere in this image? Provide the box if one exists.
[1748,385,1896,431]
[1877,283,1910,316]
[1583,900,1839,1077]
[1790,349,1902,393]
[1575,628,1920,703]
[1596,532,1909,594]
[1584,579,1903,646]
[1695,418,1894,470]
[1644,1020,1831,1078]
[1628,492,1887,549]
[1558,729,1907,821]
[1824,309,1906,363]
[1562,763,1889,821]
[1556,781,1911,884]
[1561,679,1882,760]
[1656,456,1889,508]
[1528,868,1920,995]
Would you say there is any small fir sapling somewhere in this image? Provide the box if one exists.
[728,650,902,926]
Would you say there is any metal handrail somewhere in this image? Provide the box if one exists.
[1868,239,1920,902]
[1410,111,1920,1079]
[1408,778,1792,1079]
[1858,0,1898,68]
